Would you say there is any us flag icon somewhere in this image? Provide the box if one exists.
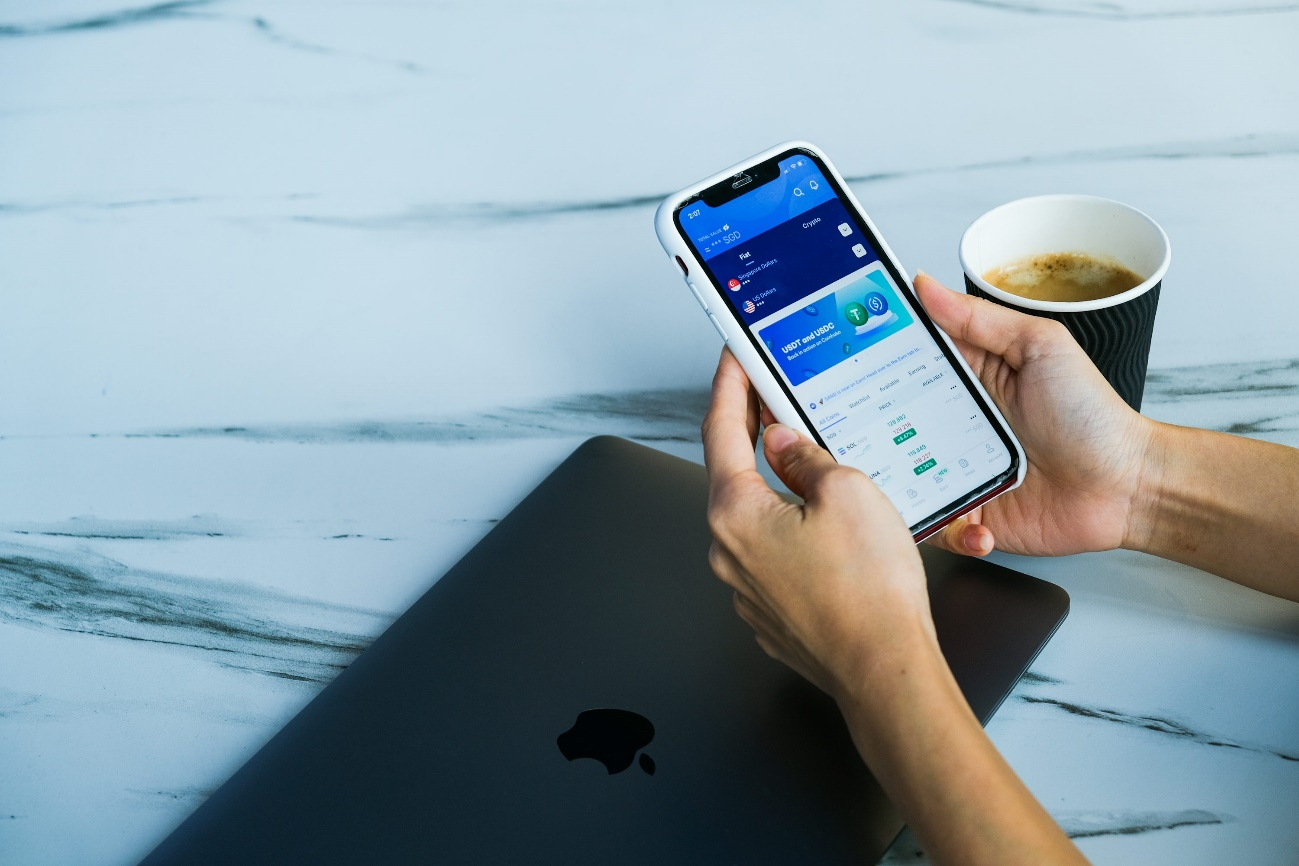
[743,299,757,314]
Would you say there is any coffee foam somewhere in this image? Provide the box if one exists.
[983,252,1144,303]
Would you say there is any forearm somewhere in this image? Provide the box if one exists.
[836,625,1086,866]
[1129,423,1299,600]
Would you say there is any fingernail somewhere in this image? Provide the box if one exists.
[915,268,929,280]
[764,424,799,453]
[964,529,992,554]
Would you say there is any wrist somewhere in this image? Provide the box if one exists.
[1122,418,1174,555]
[831,616,963,764]
[830,598,943,716]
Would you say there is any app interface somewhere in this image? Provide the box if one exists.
[680,155,1012,527]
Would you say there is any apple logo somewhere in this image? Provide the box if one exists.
[556,709,656,775]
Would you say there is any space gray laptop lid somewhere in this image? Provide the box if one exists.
[141,436,1068,865]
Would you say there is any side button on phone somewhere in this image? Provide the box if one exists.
[708,313,728,342]
[686,281,709,311]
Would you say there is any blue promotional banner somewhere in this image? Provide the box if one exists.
[757,269,913,384]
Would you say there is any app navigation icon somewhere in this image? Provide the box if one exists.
[837,223,852,237]
[851,243,867,258]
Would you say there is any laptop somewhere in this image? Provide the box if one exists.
[141,436,1068,864]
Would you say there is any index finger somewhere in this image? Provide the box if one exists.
[701,348,763,495]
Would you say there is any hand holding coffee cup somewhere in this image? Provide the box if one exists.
[960,195,1171,410]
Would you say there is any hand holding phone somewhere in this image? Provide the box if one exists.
[655,142,1025,541]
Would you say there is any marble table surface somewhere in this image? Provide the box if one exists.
[3,1,1299,863]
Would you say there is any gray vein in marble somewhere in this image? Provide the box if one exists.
[4,515,238,541]
[2,517,407,545]
[0,690,45,719]
[934,0,1299,18]
[1021,695,1299,762]
[843,132,1299,183]
[288,194,667,230]
[1060,808,1232,838]
[117,388,712,444]
[1020,670,1064,685]
[1145,357,1299,402]
[0,3,430,82]
[0,685,278,727]
[0,193,316,218]
[84,356,1299,449]
[0,0,215,37]
[883,810,1230,862]
[1144,357,1299,447]
[0,542,391,683]
[126,786,216,807]
[286,133,1299,229]
[3,135,1292,227]
[0,195,210,215]
[248,17,431,76]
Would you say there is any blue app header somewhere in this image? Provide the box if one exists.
[705,197,882,326]
[681,156,836,261]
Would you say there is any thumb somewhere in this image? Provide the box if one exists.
[927,515,995,557]
[913,271,1051,370]
[763,424,841,501]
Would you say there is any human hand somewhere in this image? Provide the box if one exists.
[914,272,1158,558]
[702,349,1090,866]
[702,348,937,704]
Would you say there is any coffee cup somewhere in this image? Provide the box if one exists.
[959,195,1171,410]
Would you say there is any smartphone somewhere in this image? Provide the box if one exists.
[655,141,1025,541]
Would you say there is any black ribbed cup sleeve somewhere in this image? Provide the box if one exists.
[963,277,1161,411]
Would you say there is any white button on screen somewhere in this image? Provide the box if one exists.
[838,223,852,237]
[852,243,867,257]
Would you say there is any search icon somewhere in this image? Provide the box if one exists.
[808,180,819,190]
[792,187,804,197]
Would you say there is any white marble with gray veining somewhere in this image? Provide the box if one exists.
[2,1,1298,863]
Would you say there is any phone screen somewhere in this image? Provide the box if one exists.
[674,150,1015,531]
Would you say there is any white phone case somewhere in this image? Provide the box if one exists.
[653,141,1026,531]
